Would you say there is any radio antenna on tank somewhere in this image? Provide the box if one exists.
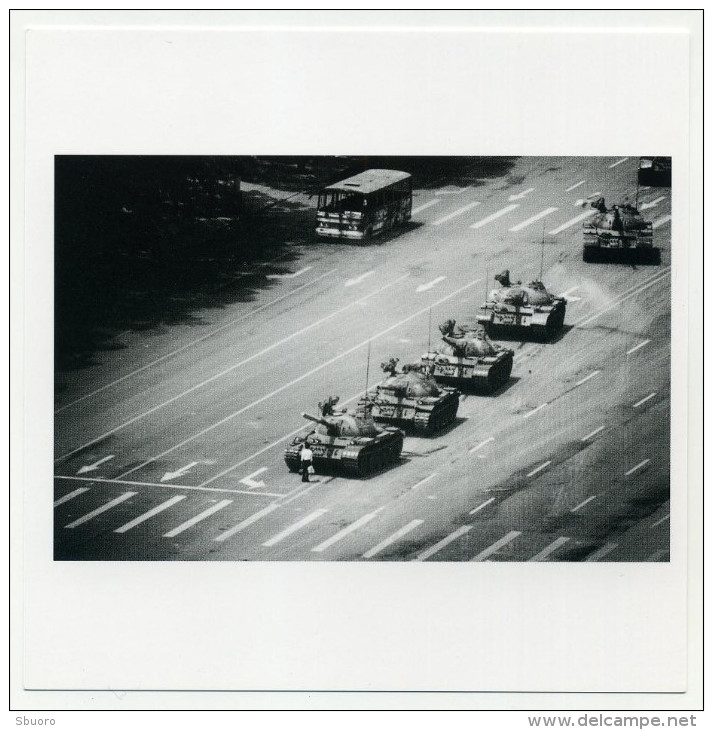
[364,339,371,398]
[427,308,432,351]
[539,225,546,282]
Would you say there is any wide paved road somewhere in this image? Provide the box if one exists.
[53,156,672,562]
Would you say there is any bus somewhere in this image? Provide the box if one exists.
[315,169,412,240]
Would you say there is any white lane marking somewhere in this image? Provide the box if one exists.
[527,460,552,478]
[363,519,424,559]
[416,276,446,293]
[652,214,672,229]
[559,285,580,298]
[76,455,115,475]
[581,426,605,442]
[57,274,410,464]
[585,542,618,562]
[54,474,282,497]
[565,180,585,192]
[240,467,268,490]
[436,186,469,195]
[412,473,437,489]
[608,157,629,168]
[311,508,384,553]
[633,392,657,408]
[64,492,137,529]
[54,487,90,507]
[575,370,601,387]
[413,525,472,561]
[508,187,535,202]
[529,537,570,562]
[508,207,558,232]
[571,495,597,513]
[214,503,280,542]
[54,269,338,415]
[345,271,375,287]
[411,199,441,215]
[523,403,547,419]
[470,203,520,229]
[163,500,233,538]
[627,339,651,355]
[431,201,481,226]
[625,459,651,477]
[151,276,487,486]
[469,497,495,515]
[639,196,666,211]
[647,549,668,561]
[548,208,598,235]
[469,436,494,454]
[470,530,521,562]
[266,266,312,280]
[586,191,602,200]
[114,495,186,533]
[160,461,199,483]
[262,509,328,547]
[650,514,670,529]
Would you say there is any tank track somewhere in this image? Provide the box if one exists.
[412,395,460,434]
[583,245,661,265]
[340,432,404,477]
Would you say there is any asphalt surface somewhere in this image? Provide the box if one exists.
[54,156,671,562]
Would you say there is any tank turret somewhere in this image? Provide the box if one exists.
[420,320,514,393]
[358,357,461,434]
[284,399,404,477]
[477,270,566,341]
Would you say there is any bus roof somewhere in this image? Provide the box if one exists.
[324,169,411,195]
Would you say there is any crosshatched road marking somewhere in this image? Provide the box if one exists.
[214,503,279,543]
[163,500,233,538]
[652,215,671,229]
[581,426,605,442]
[411,199,440,215]
[627,340,651,355]
[262,509,328,547]
[585,542,618,562]
[431,201,481,226]
[529,537,570,562]
[625,459,651,477]
[114,495,186,533]
[363,520,423,559]
[509,207,558,232]
[470,204,519,229]
[54,487,90,508]
[311,509,383,553]
[548,209,598,235]
[470,530,521,562]
[633,393,657,408]
[571,495,597,513]
[527,460,552,478]
[650,514,670,529]
[414,525,472,561]
[64,492,137,529]
[608,157,629,168]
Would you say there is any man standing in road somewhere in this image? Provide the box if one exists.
[300,444,314,482]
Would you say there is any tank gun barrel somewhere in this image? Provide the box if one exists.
[302,412,329,426]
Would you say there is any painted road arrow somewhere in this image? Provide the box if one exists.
[240,467,268,489]
[160,462,199,483]
[508,187,535,202]
[77,455,115,475]
[345,271,375,287]
[266,266,312,280]
[416,276,446,293]
[640,196,666,211]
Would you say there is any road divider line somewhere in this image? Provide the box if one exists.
[114,495,186,533]
[54,487,90,507]
[608,157,629,168]
[548,209,597,235]
[581,426,605,442]
[529,537,570,562]
[639,196,666,211]
[470,204,519,229]
[431,201,480,226]
[470,531,521,562]
[469,437,494,454]
[575,370,601,387]
[652,215,672,229]
[508,207,558,232]
[214,503,280,542]
[363,520,424,559]
[411,199,440,215]
[54,269,339,415]
[625,459,651,477]
[565,180,585,192]
[527,461,552,478]
[627,340,651,355]
[58,273,411,464]
[585,542,618,562]
[64,492,137,529]
[416,276,446,293]
[523,403,547,419]
[414,525,472,561]
[633,393,657,408]
[263,509,328,547]
[469,497,495,515]
[412,473,437,489]
[571,495,597,513]
[130,276,485,484]
[345,271,375,287]
[311,509,383,553]
[163,500,233,538]
[650,514,670,529]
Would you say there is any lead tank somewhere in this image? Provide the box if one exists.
[284,399,404,477]
[582,198,659,263]
[477,270,566,340]
[358,358,461,434]
[420,320,514,393]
